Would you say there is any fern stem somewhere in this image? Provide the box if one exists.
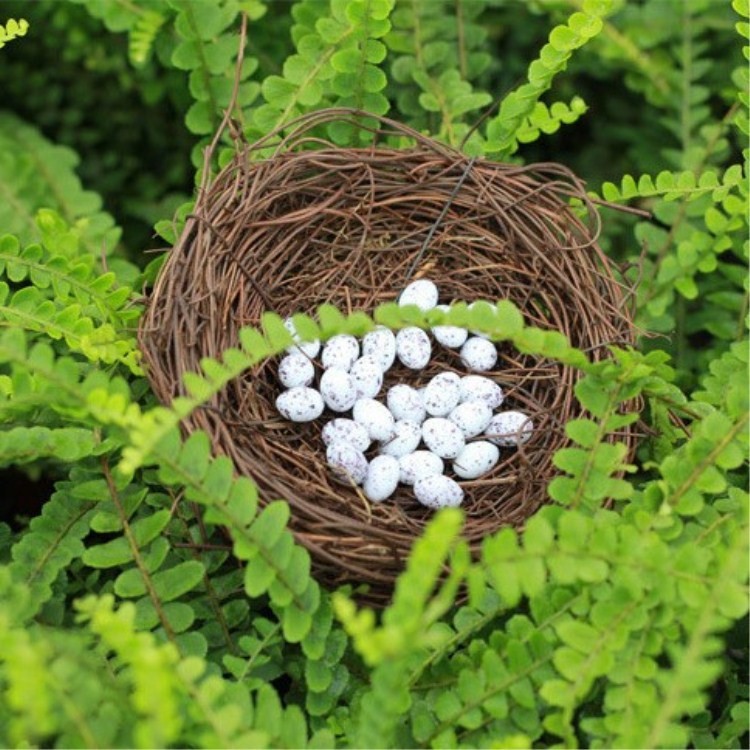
[455,0,467,79]
[49,674,101,749]
[235,622,281,682]
[182,4,220,135]
[175,499,239,656]
[101,456,178,644]
[424,653,553,743]
[665,413,749,509]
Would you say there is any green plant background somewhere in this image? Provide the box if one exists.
[0,1,747,748]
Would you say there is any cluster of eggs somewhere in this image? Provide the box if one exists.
[273,280,533,509]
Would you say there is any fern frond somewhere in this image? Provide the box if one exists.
[0,18,28,49]
[8,477,96,620]
[128,9,166,67]
[484,0,611,157]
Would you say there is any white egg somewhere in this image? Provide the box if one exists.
[319,368,358,412]
[398,451,444,485]
[414,475,464,509]
[349,355,384,399]
[395,327,432,369]
[448,400,493,438]
[361,326,397,371]
[379,420,422,458]
[363,455,400,502]
[452,441,500,479]
[387,384,426,424]
[422,417,466,459]
[459,375,505,409]
[485,411,534,447]
[277,353,315,389]
[321,334,359,371]
[283,317,321,358]
[275,387,324,423]
[398,279,439,312]
[467,301,493,340]
[460,337,498,372]
[353,398,396,441]
[423,371,461,416]
[321,418,371,452]
[326,442,368,485]
[431,304,469,348]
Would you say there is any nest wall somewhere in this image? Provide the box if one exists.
[139,110,637,604]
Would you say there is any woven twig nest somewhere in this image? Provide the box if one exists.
[139,109,637,604]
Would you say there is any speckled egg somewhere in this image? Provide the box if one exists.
[398,279,439,312]
[321,334,359,371]
[485,411,534,447]
[326,442,368,485]
[423,371,462,416]
[414,474,464,509]
[398,451,444,485]
[452,441,500,479]
[459,375,505,409]
[349,355,384,400]
[379,420,422,458]
[283,317,321,358]
[275,387,324,423]
[395,327,432,369]
[277,353,315,389]
[321,418,371,452]
[353,398,396,441]
[362,326,397,371]
[320,368,358,412]
[387,384,426,424]
[448,400,493,438]
[460,337,498,372]
[363,455,400,502]
[422,417,466,459]
[431,304,469,348]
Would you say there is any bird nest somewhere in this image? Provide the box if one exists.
[139,109,637,605]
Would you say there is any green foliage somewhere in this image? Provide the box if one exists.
[0,17,28,48]
[483,0,612,157]
[0,1,747,749]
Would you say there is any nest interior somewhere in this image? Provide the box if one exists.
[139,110,636,604]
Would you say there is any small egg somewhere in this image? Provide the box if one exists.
[349,355,384,400]
[398,279,439,312]
[379,420,422,458]
[459,375,505,409]
[326,442,368,485]
[422,417,466,459]
[284,317,321,358]
[452,441,500,479]
[321,334,359,371]
[398,451,444,485]
[448,400,493,438]
[387,384,426,424]
[363,455,400,502]
[353,398,396,441]
[485,411,534,447]
[395,327,432,369]
[460,337,498,372]
[321,418,371,452]
[275,387,324,423]
[320,368,358,412]
[361,326,397,371]
[414,475,464,509]
[277,353,315,388]
[431,304,469,348]
[423,372,461,416]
